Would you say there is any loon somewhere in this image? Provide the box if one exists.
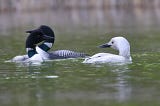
[11,25,88,62]
[83,36,132,64]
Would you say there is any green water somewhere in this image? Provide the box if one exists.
[0,27,160,106]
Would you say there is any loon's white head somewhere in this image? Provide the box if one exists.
[83,36,132,63]
[99,36,131,60]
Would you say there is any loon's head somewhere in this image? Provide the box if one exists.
[26,25,55,58]
[99,36,131,59]
[26,25,55,43]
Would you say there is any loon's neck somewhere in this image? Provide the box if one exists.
[26,42,53,59]
[26,48,37,58]
[36,42,53,59]
[38,42,53,52]
[119,46,131,60]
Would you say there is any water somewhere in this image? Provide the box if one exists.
[0,13,160,106]
[0,29,159,106]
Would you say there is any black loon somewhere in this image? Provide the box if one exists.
[12,25,88,62]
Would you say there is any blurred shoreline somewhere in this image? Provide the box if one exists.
[0,0,160,35]
[1,0,160,12]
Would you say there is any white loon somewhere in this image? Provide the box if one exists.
[12,25,88,62]
[83,36,132,64]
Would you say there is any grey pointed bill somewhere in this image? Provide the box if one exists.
[99,43,111,48]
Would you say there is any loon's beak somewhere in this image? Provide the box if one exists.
[26,30,33,33]
[42,35,54,40]
[99,43,111,48]
[26,28,41,33]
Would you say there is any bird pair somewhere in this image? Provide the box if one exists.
[12,25,132,64]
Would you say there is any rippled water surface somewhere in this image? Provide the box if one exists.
[0,14,160,106]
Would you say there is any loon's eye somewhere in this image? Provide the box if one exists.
[111,41,114,44]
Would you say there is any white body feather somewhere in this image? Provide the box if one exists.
[83,37,132,64]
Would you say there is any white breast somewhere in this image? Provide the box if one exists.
[36,46,50,60]
[25,54,43,62]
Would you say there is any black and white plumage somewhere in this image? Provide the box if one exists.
[49,50,87,59]
[11,25,88,62]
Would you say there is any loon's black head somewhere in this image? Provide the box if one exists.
[38,25,55,43]
[25,25,55,58]
[25,32,43,49]
[26,25,55,48]
[26,25,55,42]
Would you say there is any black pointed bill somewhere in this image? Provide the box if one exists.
[99,43,111,48]
[26,29,41,33]
[42,35,54,40]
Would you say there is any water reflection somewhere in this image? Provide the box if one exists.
[114,69,131,102]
